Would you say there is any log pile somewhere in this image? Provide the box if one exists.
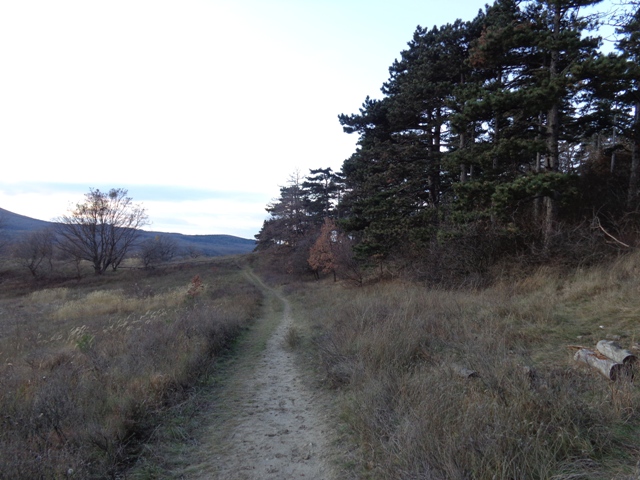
[572,340,637,381]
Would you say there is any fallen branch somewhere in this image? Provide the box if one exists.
[593,217,630,248]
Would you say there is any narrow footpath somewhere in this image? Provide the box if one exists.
[175,270,338,479]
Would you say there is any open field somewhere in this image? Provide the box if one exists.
[0,256,262,479]
[3,250,640,479]
[292,252,640,479]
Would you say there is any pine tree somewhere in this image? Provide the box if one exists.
[302,168,343,222]
[255,171,309,249]
[616,2,640,207]
[338,20,480,256]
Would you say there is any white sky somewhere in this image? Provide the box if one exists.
[0,0,617,238]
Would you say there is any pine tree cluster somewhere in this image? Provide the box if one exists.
[257,0,640,281]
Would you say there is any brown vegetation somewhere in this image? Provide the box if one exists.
[298,251,640,479]
[0,258,261,479]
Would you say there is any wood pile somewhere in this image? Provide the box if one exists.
[571,340,637,381]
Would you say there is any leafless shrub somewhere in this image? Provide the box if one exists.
[12,228,55,278]
[185,246,201,258]
[124,282,155,299]
[139,235,178,268]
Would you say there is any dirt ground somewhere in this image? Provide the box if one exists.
[173,272,340,479]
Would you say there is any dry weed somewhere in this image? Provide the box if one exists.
[306,256,640,479]
[28,287,70,304]
[53,286,188,320]
[0,263,261,479]
[285,325,302,349]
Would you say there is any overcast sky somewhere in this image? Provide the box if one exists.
[0,0,616,238]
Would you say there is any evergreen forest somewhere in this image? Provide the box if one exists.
[256,0,640,284]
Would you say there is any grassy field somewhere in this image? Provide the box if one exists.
[4,250,640,479]
[289,252,640,479]
[0,257,262,479]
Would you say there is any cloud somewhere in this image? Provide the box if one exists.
[0,181,268,238]
[0,0,513,236]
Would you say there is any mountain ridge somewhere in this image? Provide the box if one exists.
[0,207,256,257]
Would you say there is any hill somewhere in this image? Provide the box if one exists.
[0,207,255,257]
[0,207,51,238]
[136,230,255,257]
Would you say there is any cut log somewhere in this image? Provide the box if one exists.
[596,340,637,366]
[574,348,625,381]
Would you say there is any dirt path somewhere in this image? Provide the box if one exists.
[177,271,338,479]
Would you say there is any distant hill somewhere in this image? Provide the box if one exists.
[136,230,256,257]
[0,208,52,239]
[0,207,256,257]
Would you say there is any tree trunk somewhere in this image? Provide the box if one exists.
[460,129,467,183]
[543,193,558,248]
[493,112,500,170]
[627,102,640,209]
[545,2,561,173]
[492,68,503,171]
[428,109,442,207]
[611,117,617,173]
[546,102,560,172]
[542,3,562,248]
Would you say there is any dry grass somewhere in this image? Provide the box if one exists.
[302,252,640,479]
[28,287,71,304]
[0,258,261,479]
[284,325,302,349]
[52,286,189,320]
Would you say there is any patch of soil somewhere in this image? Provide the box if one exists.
[179,274,338,479]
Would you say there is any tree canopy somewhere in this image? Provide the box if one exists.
[257,0,640,281]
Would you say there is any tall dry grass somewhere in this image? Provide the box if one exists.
[0,262,261,479]
[51,286,188,320]
[304,252,640,479]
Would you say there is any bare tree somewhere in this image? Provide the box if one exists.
[57,240,86,278]
[185,246,202,258]
[13,228,55,277]
[57,188,148,274]
[139,235,178,268]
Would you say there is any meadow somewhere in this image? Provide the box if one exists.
[3,250,640,479]
[290,252,640,479]
[0,257,261,479]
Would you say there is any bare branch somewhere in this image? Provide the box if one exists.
[56,188,149,274]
